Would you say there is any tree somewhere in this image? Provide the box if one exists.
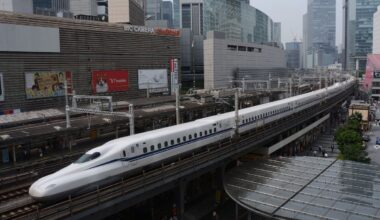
[334,112,370,163]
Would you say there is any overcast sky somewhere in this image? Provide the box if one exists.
[250,0,343,47]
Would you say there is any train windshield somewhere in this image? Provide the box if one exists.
[74,152,101,163]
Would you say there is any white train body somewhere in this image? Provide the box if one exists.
[29,78,355,201]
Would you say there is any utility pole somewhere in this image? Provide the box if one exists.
[64,79,71,128]
[234,89,239,137]
[176,85,180,125]
[129,104,135,135]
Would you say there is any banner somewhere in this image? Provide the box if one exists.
[92,70,128,93]
[0,73,4,101]
[25,71,72,99]
[138,69,168,90]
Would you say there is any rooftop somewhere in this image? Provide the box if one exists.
[224,157,380,220]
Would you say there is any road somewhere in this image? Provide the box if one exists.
[366,107,380,165]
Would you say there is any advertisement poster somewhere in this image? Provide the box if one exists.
[138,69,168,90]
[25,71,72,99]
[92,70,128,93]
[0,73,4,101]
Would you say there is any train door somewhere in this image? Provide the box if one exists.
[122,149,128,166]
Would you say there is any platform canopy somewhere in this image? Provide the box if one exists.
[224,157,380,220]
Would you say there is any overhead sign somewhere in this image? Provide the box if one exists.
[124,25,180,37]
[92,70,128,93]
[0,73,4,101]
[25,71,72,99]
[138,69,168,90]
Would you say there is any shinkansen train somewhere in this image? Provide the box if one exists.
[29,77,355,201]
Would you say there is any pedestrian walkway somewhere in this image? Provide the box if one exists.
[311,132,339,158]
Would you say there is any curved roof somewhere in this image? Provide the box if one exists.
[224,157,380,220]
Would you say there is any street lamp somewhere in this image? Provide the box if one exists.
[191,38,195,90]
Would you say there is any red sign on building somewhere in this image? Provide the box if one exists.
[92,70,128,93]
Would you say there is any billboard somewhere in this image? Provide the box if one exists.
[25,71,72,99]
[0,73,4,101]
[138,69,168,90]
[92,70,128,93]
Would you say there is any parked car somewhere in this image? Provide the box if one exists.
[362,135,370,142]
[376,137,380,145]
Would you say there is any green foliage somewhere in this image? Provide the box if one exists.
[334,112,370,163]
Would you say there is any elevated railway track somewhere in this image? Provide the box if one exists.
[0,83,354,220]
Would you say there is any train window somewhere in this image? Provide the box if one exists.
[74,152,101,163]
[143,147,147,153]
[209,129,212,134]
[189,134,192,140]
[183,136,186,141]
[158,143,162,149]
[177,138,180,144]
[200,132,203,136]
[123,150,126,157]
[150,145,155,151]
[164,141,168,147]
[194,133,197,138]
[131,147,135,153]
[171,140,175,145]
[205,130,208,135]
[214,128,217,132]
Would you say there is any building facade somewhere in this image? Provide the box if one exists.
[144,0,162,20]
[203,0,274,44]
[33,0,72,17]
[69,0,97,16]
[303,0,336,68]
[273,22,282,47]
[204,31,286,89]
[0,12,179,112]
[0,0,33,14]
[374,6,380,54]
[172,0,180,28]
[343,0,380,71]
[285,42,301,69]
[108,0,144,25]
[162,1,173,28]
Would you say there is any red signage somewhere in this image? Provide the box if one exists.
[155,28,180,37]
[92,70,128,93]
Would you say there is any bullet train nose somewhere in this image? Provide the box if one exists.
[29,182,45,200]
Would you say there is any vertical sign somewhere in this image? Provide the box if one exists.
[170,59,179,95]
[0,73,4,101]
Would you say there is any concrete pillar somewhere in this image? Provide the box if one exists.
[178,180,187,219]
[235,203,239,220]
[115,126,119,138]
[247,212,252,220]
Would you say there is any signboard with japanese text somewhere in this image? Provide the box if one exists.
[170,59,179,95]
[92,70,128,93]
[25,71,72,99]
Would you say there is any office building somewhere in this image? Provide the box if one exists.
[343,0,380,71]
[172,0,180,28]
[70,0,97,16]
[203,0,274,44]
[373,6,380,54]
[162,1,173,27]
[286,41,301,69]
[303,0,336,68]
[273,22,282,47]
[33,0,72,17]
[145,0,162,20]
[204,31,286,89]
[0,0,33,14]
[108,0,144,25]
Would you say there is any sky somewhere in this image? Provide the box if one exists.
[250,0,343,47]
